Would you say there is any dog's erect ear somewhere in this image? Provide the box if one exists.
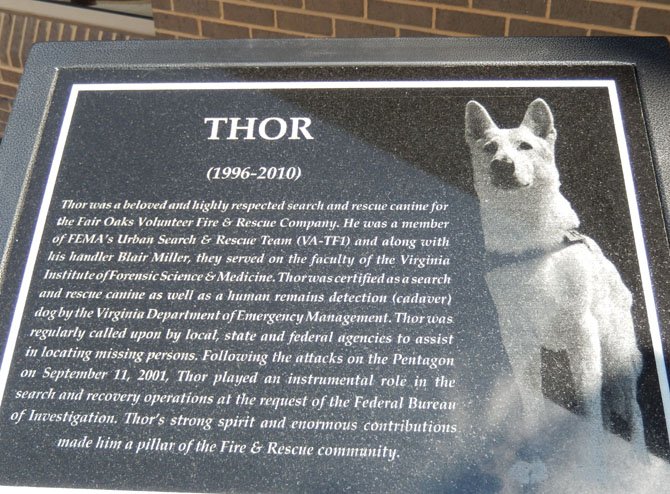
[465,101,497,143]
[521,98,556,142]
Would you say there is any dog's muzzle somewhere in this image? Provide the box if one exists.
[490,157,523,189]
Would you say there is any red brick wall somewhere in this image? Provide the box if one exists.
[1,0,670,136]
[0,10,141,136]
[153,0,670,39]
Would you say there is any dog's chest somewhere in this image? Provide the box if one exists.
[484,248,590,347]
[486,259,559,313]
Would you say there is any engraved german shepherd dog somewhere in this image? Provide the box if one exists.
[465,99,647,480]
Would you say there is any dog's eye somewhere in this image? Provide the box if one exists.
[483,142,498,154]
[518,142,533,151]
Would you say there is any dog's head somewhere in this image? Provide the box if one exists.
[465,99,560,192]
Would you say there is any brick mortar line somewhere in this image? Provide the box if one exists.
[180,14,490,38]
[163,11,475,36]
[384,0,670,10]
[396,26,472,36]
[545,0,551,19]
[385,0,670,15]
[18,15,28,68]
[249,26,320,38]
[211,0,410,22]
[0,16,6,54]
[590,0,670,11]
[58,21,66,41]
[205,17,323,37]
[0,4,147,31]
[389,2,663,33]
[214,0,303,16]
[48,20,55,41]
[164,14,473,38]
[155,27,205,39]
[631,6,640,30]
[6,16,15,67]
[504,16,510,36]
[156,7,425,33]
[216,0,670,30]
[159,22,324,39]
[30,19,38,45]
[397,28,472,36]
[155,7,662,36]
[42,20,50,42]
[158,6,481,27]
[216,21,252,37]
[0,9,139,39]
[47,20,53,41]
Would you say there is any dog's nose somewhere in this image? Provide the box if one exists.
[491,157,515,176]
[490,157,521,189]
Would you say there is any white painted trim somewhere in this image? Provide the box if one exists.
[72,80,618,92]
[0,0,155,37]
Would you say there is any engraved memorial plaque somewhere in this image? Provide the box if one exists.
[0,39,669,493]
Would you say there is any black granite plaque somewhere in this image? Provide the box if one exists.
[1,39,670,493]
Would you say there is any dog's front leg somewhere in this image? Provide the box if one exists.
[568,312,606,481]
[507,347,545,439]
[499,331,550,489]
[496,312,546,440]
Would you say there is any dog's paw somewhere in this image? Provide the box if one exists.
[508,460,548,486]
